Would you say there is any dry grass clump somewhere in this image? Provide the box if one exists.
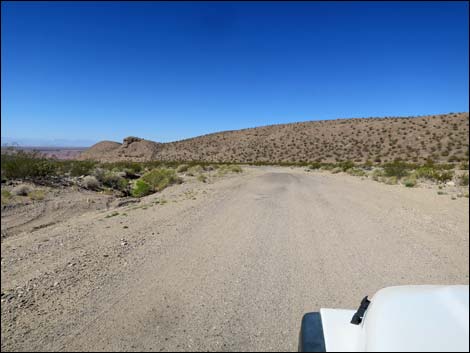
[1,189,12,205]
[83,176,100,190]
[28,189,46,201]
[197,174,207,183]
[11,184,32,196]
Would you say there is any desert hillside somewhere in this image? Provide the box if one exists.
[80,113,469,164]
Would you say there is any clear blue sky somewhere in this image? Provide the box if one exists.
[1,1,469,146]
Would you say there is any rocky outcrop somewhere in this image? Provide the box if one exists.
[79,138,161,162]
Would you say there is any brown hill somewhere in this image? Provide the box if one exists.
[79,137,162,162]
[80,113,469,164]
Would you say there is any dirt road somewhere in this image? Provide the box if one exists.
[1,167,468,351]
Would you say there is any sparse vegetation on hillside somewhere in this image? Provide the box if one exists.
[79,113,469,164]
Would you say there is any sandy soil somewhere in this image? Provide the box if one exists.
[1,167,468,351]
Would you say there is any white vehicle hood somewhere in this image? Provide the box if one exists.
[321,285,469,352]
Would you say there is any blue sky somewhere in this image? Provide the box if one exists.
[1,1,469,146]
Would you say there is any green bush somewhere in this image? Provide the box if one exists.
[197,174,207,183]
[414,166,454,183]
[347,167,366,177]
[414,166,435,180]
[403,176,417,187]
[363,160,374,169]
[28,189,46,200]
[371,168,385,181]
[229,165,242,173]
[308,162,322,170]
[69,160,96,177]
[102,172,128,191]
[383,161,411,179]
[1,151,58,180]
[176,164,189,173]
[131,179,152,197]
[1,189,12,205]
[458,173,469,186]
[338,161,355,172]
[141,168,182,192]
[434,170,454,183]
[102,161,142,174]
[321,163,335,171]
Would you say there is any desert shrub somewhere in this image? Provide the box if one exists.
[435,164,455,170]
[320,163,335,171]
[459,161,469,170]
[434,170,454,183]
[414,166,435,180]
[82,176,100,190]
[11,184,32,196]
[202,165,215,171]
[176,164,189,173]
[69,160,96,177]
[186,165,204,176]
[448,155,461,163]
[121,168,139,179]
[403,176,417,187]
[197,174,207,183]
[383,161,411,179]
[92,168,107,182]
[308,162,322,170]
[414,166,454,183]
[363,160,374,170]
[331,167,342,174]
[371,168,385,181]
[347,167,366,177]
[217,164,243,175]
[458,173,469,186]
[385,176,398,185]
[140,168,182,192]
[131,179,152,198]
[338,161,355,171]
[102,172,128,191]
[1,151,58,180]
[28,189,46,200]
[1,189,12,205]
[101,161,142,174]
[229,165,242,173]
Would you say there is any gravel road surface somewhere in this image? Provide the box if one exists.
[1,167,468,351]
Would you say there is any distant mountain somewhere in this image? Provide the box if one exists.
[82,112,469,164]
[1,137,96,147]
